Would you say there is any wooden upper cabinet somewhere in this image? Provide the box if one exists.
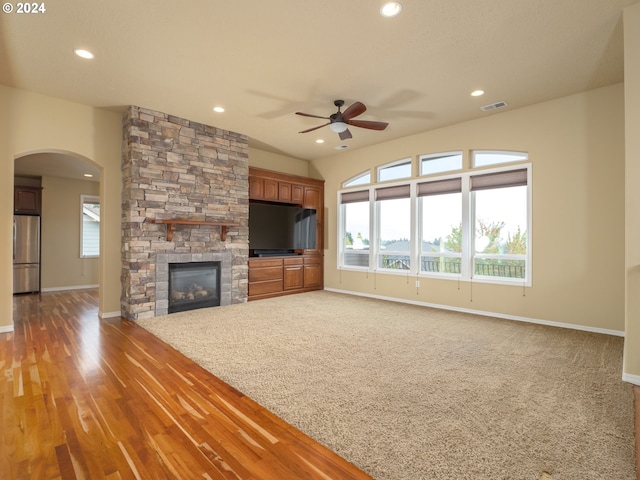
[303,186,321,210]
[264,179,278,201]
[249,173,305,205]
[278,182,292,203]
[249,177,264,199]
[14,186,42,215]
[291,184,304,204]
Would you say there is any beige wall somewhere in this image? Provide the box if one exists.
[0,85,122,330]
[312,84,625,333]
[249,147,313,178]
[624,4,640,381]
[40,176,100,290]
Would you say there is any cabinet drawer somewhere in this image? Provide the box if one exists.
[283,257,303,266]
[249,266,283,282]
[249,280,283,296]
[249,258,283,268]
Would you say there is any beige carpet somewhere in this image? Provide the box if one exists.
[137,291,636,480]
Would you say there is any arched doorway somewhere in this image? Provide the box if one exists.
[13,151,102,311]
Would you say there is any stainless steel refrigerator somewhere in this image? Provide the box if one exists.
[13,215,40,294]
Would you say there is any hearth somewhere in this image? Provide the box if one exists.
[169,262,220,313]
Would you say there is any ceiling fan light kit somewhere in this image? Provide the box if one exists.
[296,99,389,141]
[329,122,348,133]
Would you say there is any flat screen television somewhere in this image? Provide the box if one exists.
[249,203,317,255]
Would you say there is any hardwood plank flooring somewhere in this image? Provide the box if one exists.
[1,290,372,480]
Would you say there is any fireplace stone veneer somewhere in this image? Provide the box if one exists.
[121,106,249,321]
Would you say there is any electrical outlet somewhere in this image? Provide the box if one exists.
[415,280,420,287]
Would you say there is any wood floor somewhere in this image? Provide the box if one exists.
[1,290,372,480]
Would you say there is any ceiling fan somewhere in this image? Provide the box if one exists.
[296,100,389,140]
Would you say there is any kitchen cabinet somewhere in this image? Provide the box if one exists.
[14,186,42,215]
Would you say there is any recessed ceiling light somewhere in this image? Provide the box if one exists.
[74,49,94,59]
[471,90,485,97]
[380,2,402,17]
[315,139,325,144]
[213,106,225,113]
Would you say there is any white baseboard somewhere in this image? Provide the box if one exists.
[621,373,640,386]
[0,324,14,333]
[99,310,121,319]
[41,284,99,292]
[324,288,625,337]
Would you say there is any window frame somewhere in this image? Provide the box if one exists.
[338,189,372,271]
[374,182,413,273]
[342,170,371,188]
[80,194,100,258]
[417,175,464,279]
[337,162,532,286]
[469,167,531,285]
[472,150,528,168]
[377,157,413,183]
[419,151,464,176]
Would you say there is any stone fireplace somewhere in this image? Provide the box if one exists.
[121,106,249,321]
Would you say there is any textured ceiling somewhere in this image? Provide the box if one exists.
[2,0,638,178]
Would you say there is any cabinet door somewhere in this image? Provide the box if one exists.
[284,265,304,290]
[264,179,278,200]
[303,263,322,288]
[303,186,322,254]
[278,182,292,203]
[303,186,321,210]
[14,187,42,215]
[249,177,264,200]
[291,184,304,204]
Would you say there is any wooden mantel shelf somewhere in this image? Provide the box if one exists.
[154,219,239,241]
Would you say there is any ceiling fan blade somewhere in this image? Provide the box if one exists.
[299,123,330,134]
[296,112,330,120]
[341,102,366,121]
[346,119,389,131]
[339,128,352,141]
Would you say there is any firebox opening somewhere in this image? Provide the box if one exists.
[169,261,221,313]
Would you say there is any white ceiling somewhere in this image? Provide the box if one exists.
[2,0,638,179]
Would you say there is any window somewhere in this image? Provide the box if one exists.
[81,195,100,257]
[377,158,412,182]
[340,191,370,268]
[471,169,528,280]
[343,171,371,187]
[375,185,411,270]
[338,157,531,286]
[420,152,463,176]
[418,178,462,275]
[472,150,527,168]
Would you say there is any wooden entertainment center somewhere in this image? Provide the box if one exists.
[248,167,324,300]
